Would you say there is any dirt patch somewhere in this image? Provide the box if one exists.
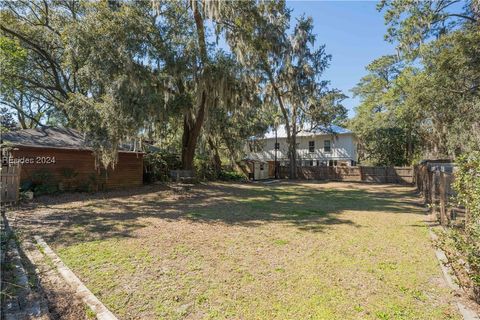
[5,223,90,319]
[28,247,88,320]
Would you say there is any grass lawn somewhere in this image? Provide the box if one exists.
[16,182,460,319]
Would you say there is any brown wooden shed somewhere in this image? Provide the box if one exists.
[1,127,143,191]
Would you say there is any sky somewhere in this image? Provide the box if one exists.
[287,1,397,118]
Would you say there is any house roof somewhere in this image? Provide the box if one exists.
[262,124,352,139]
[1,127,142,153]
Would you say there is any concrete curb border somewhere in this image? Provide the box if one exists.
[2,212,50,319]
[427,221,480,320]
[34,236,118,320]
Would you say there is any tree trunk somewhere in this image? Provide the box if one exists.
[289,110,297,179]
[208,136,222,176]
[181,91,207,170]
[180,1,210,171]
[181,123,196,170]
[17,110,27,129]
[288,134,297,179]
[264,64,296,179]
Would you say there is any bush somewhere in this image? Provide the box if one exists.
[194,156,217,180]
[20,180,33,192]
[80,173,102,192]
[453,151,480,302]
[60,167,79,191]
[218,170,245,181]
[144,150,181,183]
[31,169,58,195]
[194,157,245,181]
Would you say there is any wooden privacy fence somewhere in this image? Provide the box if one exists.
[1,165,21,205]
[279,166,413,184]
[415,161,466,226]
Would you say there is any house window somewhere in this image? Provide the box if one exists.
[309,160,314,166]
[260,163,264,171]
[274,142,280,150]
[308,141,315,153]
[324,140,331,152]
[329,160,334,167]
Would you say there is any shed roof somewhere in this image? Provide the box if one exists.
[1,127,141,153]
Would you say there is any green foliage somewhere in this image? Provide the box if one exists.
[59,167,79,191]
[31,169,58,195]
[1,0,162,165]
[362,127,411,166]
[143,150,182,183]
[20,180,33,192]
[0,7,64,128]
[0,35,26,86]
[235,13,346,177]
[351,26,480,162]
[60,168,78,180]
[0,107,17,132]
[194,155,217,181]
[1,1,346,173]
[453,151,480,299]
[25,168,102,194]
[75,173,102,193]
[85,305,96,319]
[349,55,418,165]
[378,0,478,58]
[218,171,245,181]
[415,27,480,156]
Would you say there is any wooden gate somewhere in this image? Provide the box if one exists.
[1,165,21,204]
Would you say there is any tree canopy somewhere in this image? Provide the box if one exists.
[1,0,345,175]
[349,0,479,165]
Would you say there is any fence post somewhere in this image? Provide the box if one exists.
[439,172,449,226]
[430,168,438,220]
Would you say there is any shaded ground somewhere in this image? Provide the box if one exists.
[10,181,461,319]
[2,216,88,320]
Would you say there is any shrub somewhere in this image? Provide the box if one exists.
[60,167,78,191]
[31,169,58,195]
[76,172,102,193]
[218,170,245,181]
[20,180,33,192]
[194,156,217,180]
[453,151,480,302]
[144,150,182,183]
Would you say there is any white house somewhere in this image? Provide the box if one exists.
[245,125,357,179]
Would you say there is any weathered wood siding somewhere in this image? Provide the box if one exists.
[104,152,144,189]
[9,147,143,190]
